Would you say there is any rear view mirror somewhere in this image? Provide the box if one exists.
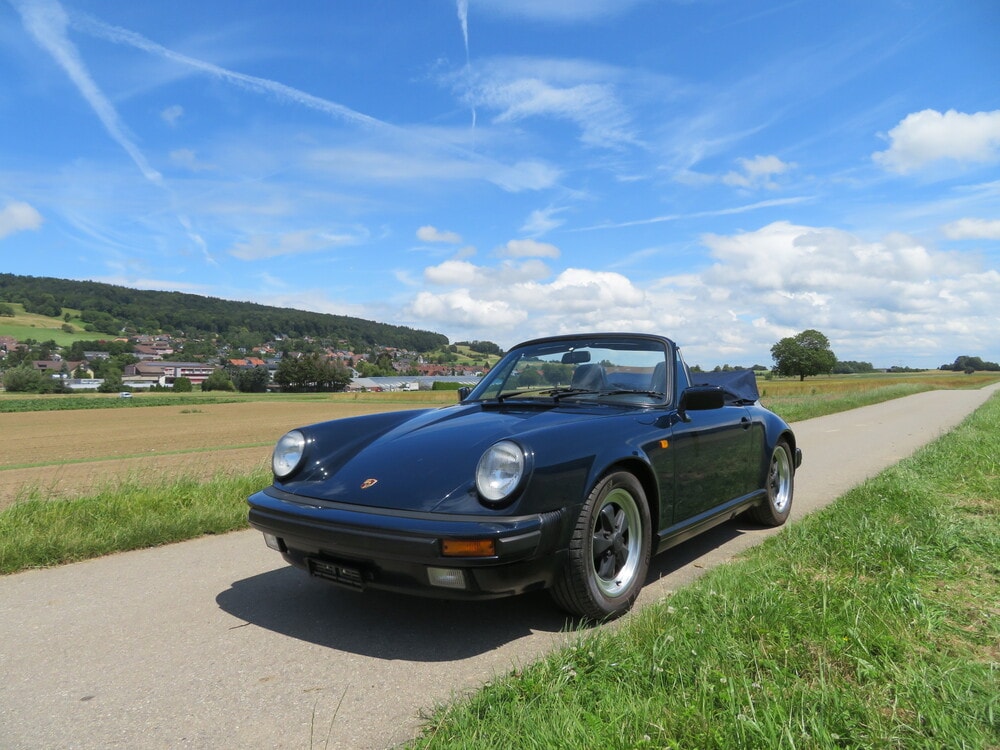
[458,386,471,402]
[561,350,591,365]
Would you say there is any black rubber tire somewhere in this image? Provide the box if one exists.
[750,440,794,526]
[550,471,651,620]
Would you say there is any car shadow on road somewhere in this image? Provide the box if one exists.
[216,567,573,662]
[218,517,762,661]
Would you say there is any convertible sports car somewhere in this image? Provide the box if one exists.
[248,332,802,619]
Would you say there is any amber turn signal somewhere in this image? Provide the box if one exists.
[441,539,496,557]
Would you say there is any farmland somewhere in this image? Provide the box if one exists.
[0,392,453,510]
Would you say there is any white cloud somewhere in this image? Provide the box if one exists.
[457,57,638,149]
[873,109,1000,174]
[306,148,560,193]
[0,201,44,239]
[943,217,1000,240]
[417,225,462,244]
[722,155,794,189]
[229,227,368,260]
[404,220,1000,367]
[500,238,560,258]
[521,206,565,236]
[161,104,183,126]
[169,148,214,172]
[410,289,527,328]
[424,257,551,286]
[424,259,480,286]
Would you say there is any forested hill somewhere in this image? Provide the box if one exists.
[0,273,448,351]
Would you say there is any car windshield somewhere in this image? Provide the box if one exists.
[468,336,670,405]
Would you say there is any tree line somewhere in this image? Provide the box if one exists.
[0,273,448,352]
[770,329,998,380]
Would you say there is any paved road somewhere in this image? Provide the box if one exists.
[2,384,997,749]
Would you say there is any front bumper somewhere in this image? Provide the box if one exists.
[247,487,567,600]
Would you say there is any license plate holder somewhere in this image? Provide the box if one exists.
[307,558,365,590]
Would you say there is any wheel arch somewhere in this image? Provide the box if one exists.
[594,457,660,535]
[756,424,799,486]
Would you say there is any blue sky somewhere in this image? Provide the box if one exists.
[2,0,998,367]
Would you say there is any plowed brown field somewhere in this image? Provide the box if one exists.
[0,400,428,510]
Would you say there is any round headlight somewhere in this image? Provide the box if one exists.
[476,440,526,504]
[272,430,306,479]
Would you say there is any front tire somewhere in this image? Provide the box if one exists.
[751,440,794,526]
[551,471,651,620]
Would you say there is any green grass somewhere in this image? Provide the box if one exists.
[761,382,932,421]
[0,393,260,412]
[0,303,93,346]
[0,469,269,574]
[0,389,461,412]
[410,394,1000,749]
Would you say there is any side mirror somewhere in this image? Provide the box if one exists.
[678,386,724,421]
[458,386,471,402]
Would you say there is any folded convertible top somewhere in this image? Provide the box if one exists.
[691,369,760,404]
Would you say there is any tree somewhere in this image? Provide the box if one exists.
[517,367,542,388]
[541,362,572,386]
[201,370,235,391]
[941,355,1000,372]
[770,329,837,381]
[98,369,123,393]
[833,360,875,374]
[173,377,194,392]
[274,353,350,391]
[2,365,45,393]
[232,365,270,393]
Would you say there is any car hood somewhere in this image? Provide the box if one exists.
[273,402,620,513]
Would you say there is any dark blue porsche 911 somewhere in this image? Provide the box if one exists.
[247,332,802,619]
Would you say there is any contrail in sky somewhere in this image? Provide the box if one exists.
[71,10,389,132]
[9,0,224,263]
[577,197,814,231]
[455,0,476,129]
[456,0,469,60]
[75,8,528,184]
[10,0,163,185]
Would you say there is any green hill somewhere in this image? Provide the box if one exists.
[0,273,448,352]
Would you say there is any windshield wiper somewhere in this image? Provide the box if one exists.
[549,387,601,401]
[495,387,597,403]
[599,389,666,399]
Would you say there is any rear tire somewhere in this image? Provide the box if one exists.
[550,471,651,620]
[751,440,794,526]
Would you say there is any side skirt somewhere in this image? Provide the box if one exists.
[654,490,766,554]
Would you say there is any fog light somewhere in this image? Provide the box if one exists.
[427,567,467,590]
[262,533,282,552]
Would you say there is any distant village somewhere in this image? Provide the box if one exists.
[0,332,487,393]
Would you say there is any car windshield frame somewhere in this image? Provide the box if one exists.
[466,334,673,406]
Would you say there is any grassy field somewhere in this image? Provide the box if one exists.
[758,371,1000,422]
[0,393,453,510]
[0,303,94,346]
[409,393,1000,749]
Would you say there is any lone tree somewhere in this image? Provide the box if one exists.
[771,329,837,381]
